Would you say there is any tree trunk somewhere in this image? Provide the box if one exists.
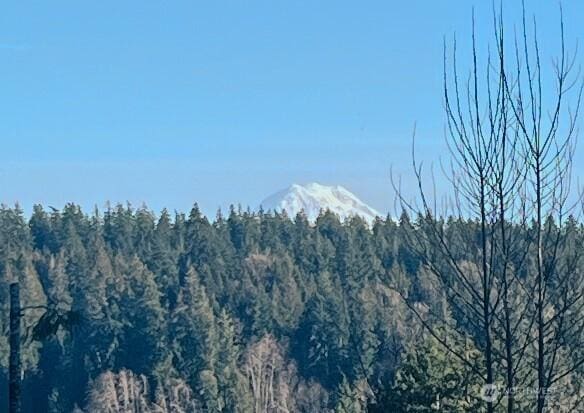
[9,282,21,413]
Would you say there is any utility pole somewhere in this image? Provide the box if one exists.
[9,282,21,413]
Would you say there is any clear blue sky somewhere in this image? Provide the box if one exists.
[1,1,583,216]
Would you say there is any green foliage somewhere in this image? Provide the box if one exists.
[334,376,368,413]
[1,204,582,411]
[370,334,483,412]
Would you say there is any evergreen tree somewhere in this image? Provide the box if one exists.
[146,209,180,310]
[171,266,221,411]
[215,309,251,412]
[370,334,483,412]
[113,255,166,375]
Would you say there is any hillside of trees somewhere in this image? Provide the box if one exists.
[0,203,583,412]
[3,2,584,411]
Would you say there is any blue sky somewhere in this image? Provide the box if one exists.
[1,1,583,216]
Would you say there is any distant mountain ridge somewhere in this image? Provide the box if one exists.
[260,182,381,224]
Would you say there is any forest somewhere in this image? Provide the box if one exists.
[0,203,584,412]
[0,204,450,412]
[3,2,584,412]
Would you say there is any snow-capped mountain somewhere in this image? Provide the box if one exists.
[260,183,381,224]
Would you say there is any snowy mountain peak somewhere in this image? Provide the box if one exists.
[260,183,381,224]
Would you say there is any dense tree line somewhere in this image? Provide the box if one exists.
[3,5,583,412]
[1,203,584,411]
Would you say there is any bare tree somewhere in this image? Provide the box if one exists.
[86,370,152,413]
[244,335,297,413]
[502,3,584,411]
[153,378,202,413]
[392,3,583,412]
[393,13,520,413]
[86,370,202,413]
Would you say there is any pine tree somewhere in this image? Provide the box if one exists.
[146,209,180,310]
[294,270,348,390]
[171,266,222,411]
[370,334,483,412]
[114,255,166,375]
[215,309,251,412]
[29,205,58,253]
